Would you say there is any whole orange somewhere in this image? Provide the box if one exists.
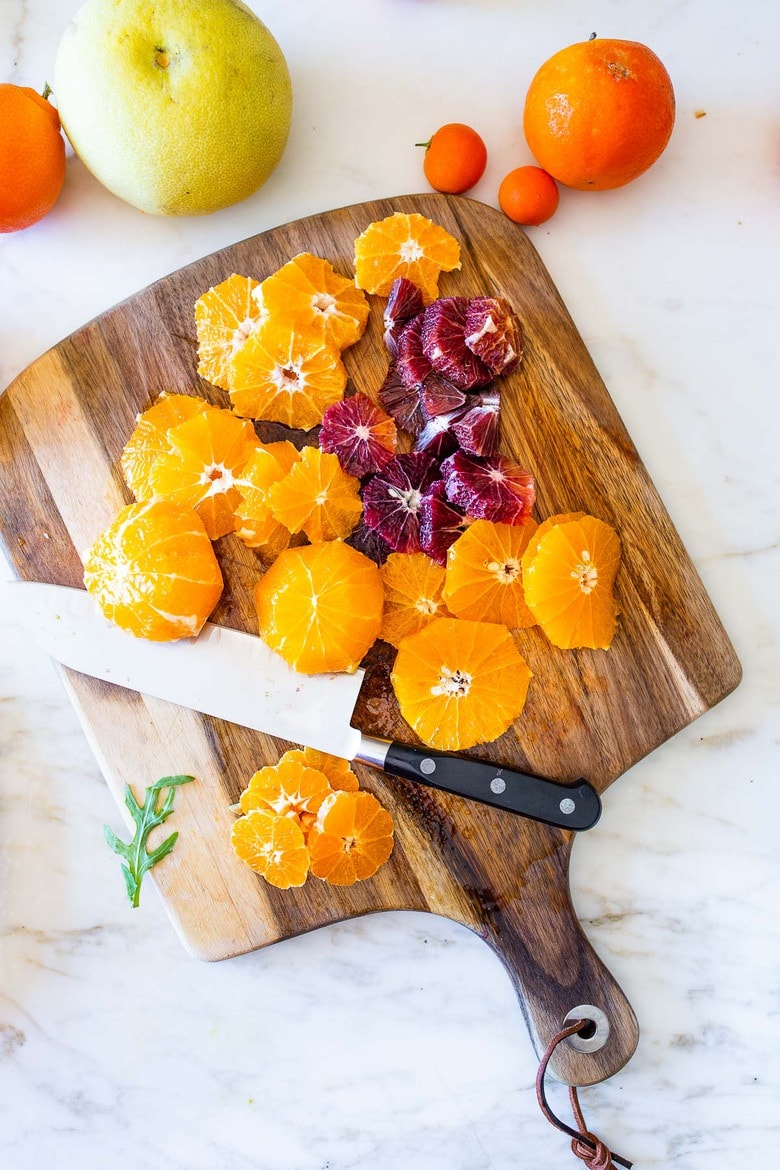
[418,123,488,195]
[0,84,66,232]
[498,166,559,226]
[523,39,675,191]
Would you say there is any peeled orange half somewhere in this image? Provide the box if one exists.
[83,500,223,641]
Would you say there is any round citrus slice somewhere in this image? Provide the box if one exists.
[231,809,309,889]
[444,517,538,628]
[267,446,362,541]
[520,512,586,580]
[354,211,461,303]
[228,320,347,429]
[258,252,369,351]
[148,408,259,540]
[120,393,212,501]
[195,273,266,390]
[308,791,394,885]
[83,500,223,641]
[391,617,532,751]
[238,758,331,821]
[234,440,300,559]
[255,541,384,674]
[380,551,450,648]
[523,514,621,650]
[279,747,359,793]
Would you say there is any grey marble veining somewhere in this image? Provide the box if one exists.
[1,1,778,1166]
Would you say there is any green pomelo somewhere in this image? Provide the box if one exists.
[54,0,292,216]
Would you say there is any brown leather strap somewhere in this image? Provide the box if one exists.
[535,1020,633,1170]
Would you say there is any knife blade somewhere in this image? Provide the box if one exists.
[4,581,601,831]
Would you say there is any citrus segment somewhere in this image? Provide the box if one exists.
[228,320,347,429]
[391,617,532,751]
[520,512,586,580]
[255,541,384,674]
[148,408,259,539]
[258,253,369,351]
[444,518,538,628]
[195,274,266,390]
[231,809,309,889]
[308,791,394,885]
[354,211,461,303]
[279,747,359,793]
[121,393,212,501]
[268,446,362,541]
[523,515,621,649]
[238,759,331,821]
[380,552,450,648]
[83,500,223,641]
[234,440,299,558]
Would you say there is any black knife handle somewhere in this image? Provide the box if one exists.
[379,740,601,831]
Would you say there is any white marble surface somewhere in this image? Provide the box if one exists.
[1,1,778,1166]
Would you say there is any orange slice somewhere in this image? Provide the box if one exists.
[308,791,394,885]
[238,758,331,822]
[267,446,362,541]
[228,320,347,429]
[391,617,532,751]
[120,393,212,501]
[83,500,223,641]
[279,747,359,793]
[444,518,538,629]
[255,541,384,674]
[234,440,300,559]
[380,552,450,648]
[354,211,461,303]
[148,408,259,540]
[520,512,586,579]
[258,253,369,350]
[231,809,309,888]
[523,514,621,649]
[195,274,266,390]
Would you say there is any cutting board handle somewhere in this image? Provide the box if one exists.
[479,829,638,1086]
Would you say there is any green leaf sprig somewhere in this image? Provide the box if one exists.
[104,775,194,908]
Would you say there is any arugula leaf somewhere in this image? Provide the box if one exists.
[103,775,194,908]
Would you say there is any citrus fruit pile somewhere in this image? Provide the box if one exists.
[85,207,622,775]
[231,747,394,888]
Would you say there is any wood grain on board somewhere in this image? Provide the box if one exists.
[0,194,741,1085]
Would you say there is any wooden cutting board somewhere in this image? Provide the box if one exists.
[0,194,740,1086]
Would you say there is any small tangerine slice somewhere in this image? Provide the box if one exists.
[444,517,538,629]
[520,512,586,580]
[239,759,331,821]
[255,541,384,674]
[380,552,450,648]
[523,515,621,650]
[228,320,347,429]
[148,408,259,540]
[121,393,212,501]
[231,809,309,889]
[268,446,362,541]
[308,791,394,885]
[234,440,300,559]
[258,253,369,351]
[391,617,532,751]
[83,500,223,641]
[195,274,267,390]
[354,211,461,303]
[279,747,359,792]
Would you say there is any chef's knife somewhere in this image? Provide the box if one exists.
[4,581,601,831]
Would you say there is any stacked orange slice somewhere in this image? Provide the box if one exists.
[231,747,394,889]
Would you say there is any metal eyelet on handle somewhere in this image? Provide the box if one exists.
[563,1004,610,1052]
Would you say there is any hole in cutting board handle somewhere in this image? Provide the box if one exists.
[563,1004,610,1052]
